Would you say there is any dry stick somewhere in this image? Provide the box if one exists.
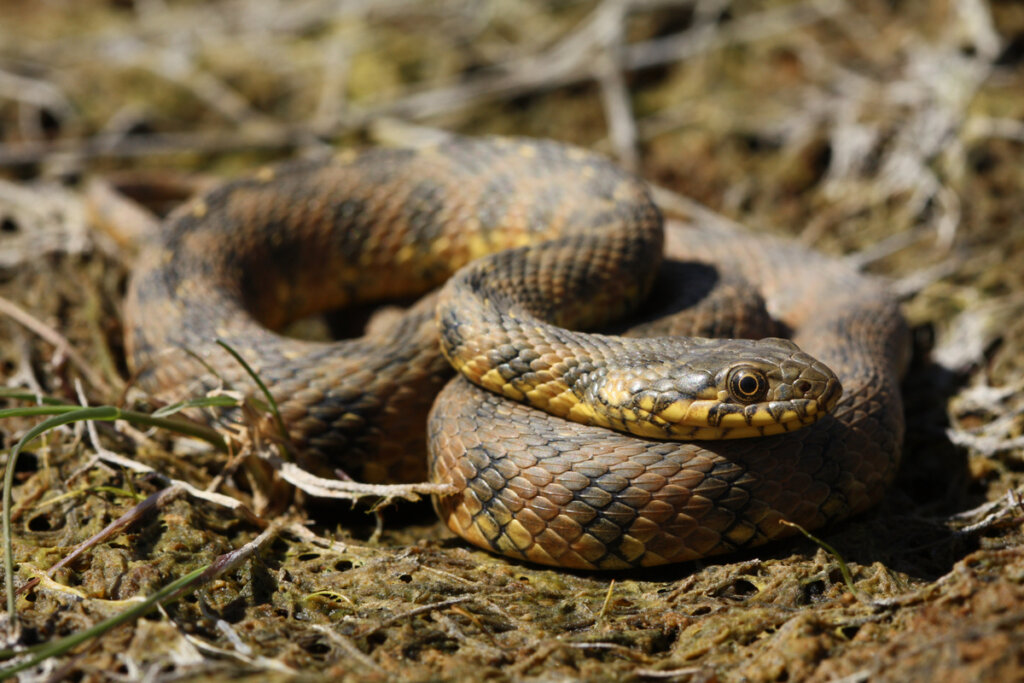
[566,641,649,661]
[448,605,503,650]
[369,118,458,149]
[805,9,993,256]
[892,257,968,300]
[0,128,304,166]
[312,37,352,134]
[271,458,453,503]
[310,625,384,674]
[86,448,265,527]
[953,489,1024,538]
[625,0,844,70]
[0,295,113,396]
[946,430,1024,457]
[83,176,162,250]
[367,596,474,634]
[594,1,640,172]
[947,487,1024,524]
[284,523,351,555]
[180,522,282,596]
[43,486,185,582]
[141,48,325,153]
[632,666,704,679]
[0,69,76,122]
[598,579,617,621]
[434,612,506,661]
[651,186,750,235]
[597,57,639,170]
[965,116,1024,142]
[1,523,284,679]
[74,380,127,476]
[181,624,295,674]
[843,230,930,271]
[356,0,843,125]
[508,642,563,677]
[7,332,46,397]
[144,55,270,126]
[561,0,637,167]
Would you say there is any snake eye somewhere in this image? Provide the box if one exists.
[727,366,769,404]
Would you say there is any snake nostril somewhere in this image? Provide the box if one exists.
[795,380,813,395]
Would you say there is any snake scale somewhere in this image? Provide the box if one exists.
[126,136,909,570]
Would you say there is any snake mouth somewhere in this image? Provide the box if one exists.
[601,384,843,440]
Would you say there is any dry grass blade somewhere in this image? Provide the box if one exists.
[272,459,453,503]
[0,524,279,679]
[0,295,114,395]
[42,485,185,582]
[0,565,209,679]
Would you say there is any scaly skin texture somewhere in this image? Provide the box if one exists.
[430,223,908,568]
[126,136,907,568]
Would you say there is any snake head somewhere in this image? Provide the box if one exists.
[587,336,843,440]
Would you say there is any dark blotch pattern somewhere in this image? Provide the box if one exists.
[126,135,908,568]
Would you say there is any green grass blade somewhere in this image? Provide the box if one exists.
[4,407,119,624]
[780,520,864,601]
[0,404,225,450]
[1,405,226,625]
[150,395,238,418]
[0,388,67,406]
[116,408,227,447]
[0,564,208,679]
[0,405,81,419]
[215,339,290,448]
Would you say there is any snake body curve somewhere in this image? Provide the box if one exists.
[126,136,908,569]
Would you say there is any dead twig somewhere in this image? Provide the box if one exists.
[86,447,265,527]
[42,485,185,583]
[368,596,474,634]
[309,625,384,673]
[270,457,454,504]
[633,665,704,679]
[0,295,113,395]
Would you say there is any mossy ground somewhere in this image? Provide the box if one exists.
[1,1,1024,680]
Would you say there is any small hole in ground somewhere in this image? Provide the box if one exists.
[27,515,53,532]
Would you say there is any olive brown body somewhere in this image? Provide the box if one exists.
[126,136,907,569]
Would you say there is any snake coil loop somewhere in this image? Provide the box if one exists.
[126,136,909,569]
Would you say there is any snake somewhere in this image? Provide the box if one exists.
[125,136,909,570]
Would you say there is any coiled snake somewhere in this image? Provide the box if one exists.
[126,136,908,570]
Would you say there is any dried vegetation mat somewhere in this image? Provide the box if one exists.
[1,0,1024,680]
